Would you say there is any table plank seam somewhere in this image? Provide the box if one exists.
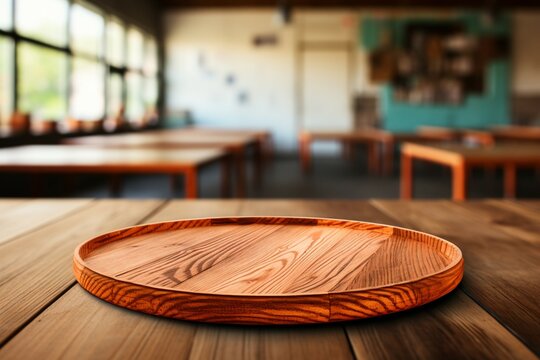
[0,200,95,249]
[0,199,170,348]
[344,325,360,360]
[0,282,77,348]
[369,199,540,356]
[459,286,540,357]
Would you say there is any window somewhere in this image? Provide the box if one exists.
[0,37,13,128]
[0,0,12,30]
[71,4,105,58]
[107,19,125,67]
[126,72,143,121]
[143,37,159,116]
[127,27,144,70]
[107,73,123,117]
[16,0,69,46]
[144,76,158,115]
[70,58,105,120]
[1,0,160,134]
[18,43,67,120]
[143,38,158,75]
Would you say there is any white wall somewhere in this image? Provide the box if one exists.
[164,9,540,152]
[165,10,297,151]
[164,9,373,152]
[512,12,540,95]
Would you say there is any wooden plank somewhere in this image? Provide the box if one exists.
[371,200,540,354]
[0,201,357,359]
[188,324,353,360]
[0,199,164,345]
[0,286,198,360]
[0,199,92,246]
[458,200,540,244]
[0,286,353,360]
[2,201,536,359]
[512,200,540,214]
[348,290,536,360]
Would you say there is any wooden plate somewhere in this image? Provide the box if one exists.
[73,217,463,325]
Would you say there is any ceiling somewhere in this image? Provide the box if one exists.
[160,0,540,9]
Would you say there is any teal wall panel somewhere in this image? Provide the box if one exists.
[361,13,511,133]
[381,61,510,132]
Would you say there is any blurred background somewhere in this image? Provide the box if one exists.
[0,0,539,199]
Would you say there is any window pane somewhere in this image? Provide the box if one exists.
[107,72,123,117]
[126,72,143,121]
[144,76,158,112]
[127,28,143,69]
[16,0,68,46]
[70,58,104,120]
[143,38,158,75]
[19,43,67,120]
[0,0,12,30]
[107,19,125,67]
[71,4,104,57]
[0,37,13,128]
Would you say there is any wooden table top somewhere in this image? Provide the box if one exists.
[402,142,540,165]
[300,128,458,143]
[0,199,538,359]
[491,125,540,141]
[0,145,227,171]
[300,128,387,141]
[66,129,259,150]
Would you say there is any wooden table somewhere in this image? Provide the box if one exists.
[0,145,230,199]
[298,129,459,176]
[298,130,384,174]
[0,199,538,359]
[66,129,263,197]
[491,125,540,142]
[401,142,540,200]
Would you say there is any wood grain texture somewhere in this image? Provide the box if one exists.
[371,199,540,354]
[2,201,356,359]
[74,216,463,324]
[65,129,258,151]
[2,200,537,360]
[0,200,164,345]
[0,199,92,245]
[347,290,537,360]
[0,145,226,171]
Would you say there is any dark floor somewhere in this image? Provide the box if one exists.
[1,154,538,199]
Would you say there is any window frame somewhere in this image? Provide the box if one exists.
[0,0,161,136]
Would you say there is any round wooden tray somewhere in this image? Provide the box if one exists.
[73,217,463,325]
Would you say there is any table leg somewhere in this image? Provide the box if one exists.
[170,175,178,197]
[263,134,274,164]
[384,139,394,176]
[185,168,198,199]
[253,142,263,186]
[503,163,516,198]
[30,174,44,197]
[342,141,352,161]
[234,149,246,198]
[400,152,413,199]
[367,142,379,175]
[64,174,77,196]
[221,156,232,198]
[452,162,467,201]
[299,136,311,173]
[109,174,122,197]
